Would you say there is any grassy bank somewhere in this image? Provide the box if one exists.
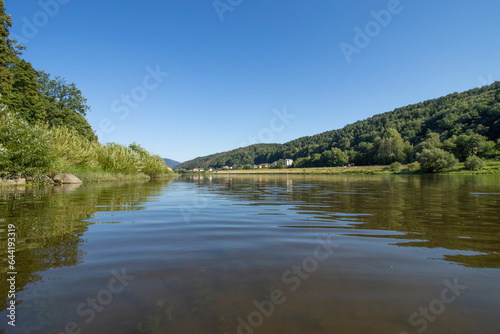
[208,161,500,175]
[213,166,389,175]
[0,112,173,184]
[443,161,500,175]
[70,168,178,183]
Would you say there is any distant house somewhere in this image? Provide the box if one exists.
[222,166,232,170]
[253,165,259,169]
[285,159,293,166]
[192,168,204,172]
[272,161,278,167]
[259,163,270,168]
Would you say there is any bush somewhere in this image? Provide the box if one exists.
[464,155,485,171]
[0,112,55,178]
[418,148,458,173]
[406,161,421,171]
[389,162,403,172]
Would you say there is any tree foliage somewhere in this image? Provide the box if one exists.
[0,0,24,99]
[7,60,46,122]
[444,133,490,161]
[464,155,484,171]
[37,71,90,116]
[418,148,458,173]
[37,70,95,140]
[0,2,95,140]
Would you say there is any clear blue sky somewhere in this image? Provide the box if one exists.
[5,0,500,162]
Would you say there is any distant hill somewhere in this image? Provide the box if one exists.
[177,82,500,170]
[163,158,181,169]
[176,144,281,170]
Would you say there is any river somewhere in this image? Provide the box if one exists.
[1,174,499,333]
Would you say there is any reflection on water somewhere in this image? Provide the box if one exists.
[0,175,499,333]
[0,181,172,308]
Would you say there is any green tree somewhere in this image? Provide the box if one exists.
[293,157,310,168]
[444,134,488,161]
[411,132,443,162]
[415,132,443,151]
[418,148,458,173]
[275,159,284,168]
[376,128,407,164]
[319,150,334,167]
[7,60,46,122]
[321,147,348,167]
[37,71,90,116]
[43,104,96,140]
[310,153,321,167]
[355,141,375,165]
[464,156,484,171]
[0,0,24,100]
[37,71,95,140]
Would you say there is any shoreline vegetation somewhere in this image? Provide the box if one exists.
[180,161,500,176]
[0,111,174,187]
[0,172,176,188]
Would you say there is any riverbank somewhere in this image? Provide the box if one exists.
[212,166,391,175]
[0,170,177,188]
[72,170,177,183]
[205,161,500,175]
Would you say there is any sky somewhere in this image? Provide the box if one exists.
[5,0,500,163]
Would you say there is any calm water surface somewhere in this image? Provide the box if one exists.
[1,175,499,333]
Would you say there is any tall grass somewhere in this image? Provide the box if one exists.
[97,142,142,174]
[0,112,54,179]
[141,154,170,176]
[0,110,172,180]
[50,126,100,170]
[51,128,172,177]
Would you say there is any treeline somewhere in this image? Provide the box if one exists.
[179,144,282,170]
[0,1,171,180]
[178,82,500,172]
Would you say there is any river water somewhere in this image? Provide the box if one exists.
[1,174,499,333]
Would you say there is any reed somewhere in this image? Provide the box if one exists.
[1,111,172,179]
[0,112,54,178]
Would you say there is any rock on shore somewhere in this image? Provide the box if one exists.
[53,173,83,184]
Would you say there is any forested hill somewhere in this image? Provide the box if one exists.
[177,144,282,170]
[177,82,500,170]
[162,158,181,169]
